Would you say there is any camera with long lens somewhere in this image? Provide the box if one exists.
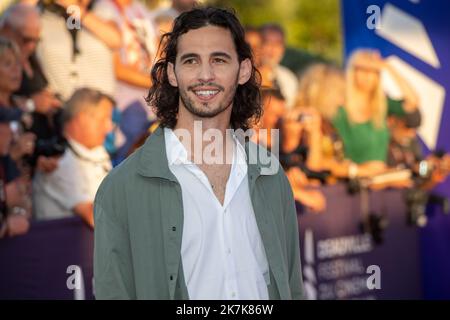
[22,108,67,172]
[299,163,331,184]
[34,135,67,159]
[404,188,429,227]
[405,152,450,227]
[23,135,67,172]
[359,212,389,245]
[405,188,449,227]
[344,177,389,244]
[346,178,362,195]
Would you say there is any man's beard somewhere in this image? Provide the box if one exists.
[178,82,238,118]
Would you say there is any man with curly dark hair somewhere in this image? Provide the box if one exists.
[94,6,304,300]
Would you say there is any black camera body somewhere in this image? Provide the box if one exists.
[404,188,429,227]
[23,135,67,171]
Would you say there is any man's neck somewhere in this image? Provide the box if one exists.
[65,134,83,148]
[175,117,230,135]
[173,106,234,165]
[65,130,96,151]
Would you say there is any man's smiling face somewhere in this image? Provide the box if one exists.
[167,25,251,119]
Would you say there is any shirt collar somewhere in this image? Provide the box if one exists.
[137,126,278,180]
[233,132,248,175]
[164,128,190,166]
[164,127,249,169]
[67,138,110,162]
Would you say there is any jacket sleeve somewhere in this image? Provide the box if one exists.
[94,182,136,299]
[280,170,305,300]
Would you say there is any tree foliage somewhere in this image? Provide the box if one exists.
[207,0,342,64]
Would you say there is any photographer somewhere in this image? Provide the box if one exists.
[0,4,62,115]
[387,114,450,226]
[259,23,298,109]
[0,36,37,174]
[388,114,450,190]
[32,88,113,228]
[280,104,327,213]
[0,3,63,144]
[252,86,326,213]
[282,64,388,184]
[255,88,286,149]
[0,37,38,239]
[0,112,32,239]
[0,3,66,177]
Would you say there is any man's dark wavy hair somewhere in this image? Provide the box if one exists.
[146,7,262,130]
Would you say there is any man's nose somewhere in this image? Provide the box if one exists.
[104,118,114,134]
[26,43,37,55]
[197,62,215,83]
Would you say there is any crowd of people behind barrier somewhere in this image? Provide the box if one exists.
[1,0,449,239]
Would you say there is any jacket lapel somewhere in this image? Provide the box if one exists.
[246,141,288,299]
[136,126,186,299]
[136,127,285,299]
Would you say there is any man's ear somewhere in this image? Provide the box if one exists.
[238,58,252,85]
[167,62,178,87]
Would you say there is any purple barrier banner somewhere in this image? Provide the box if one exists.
[298,184,423,299]
[0,217,94,300]
[341,0,450,299]
[0,185,423,300]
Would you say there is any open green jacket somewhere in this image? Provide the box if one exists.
[94,127,304,300]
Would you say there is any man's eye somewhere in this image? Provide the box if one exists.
[183,58,197,64]
[213,58,227,64]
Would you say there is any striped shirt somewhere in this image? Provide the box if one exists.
[36,9,116,101]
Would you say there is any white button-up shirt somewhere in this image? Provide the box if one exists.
[33,139,112,220]
[164,128,269,300]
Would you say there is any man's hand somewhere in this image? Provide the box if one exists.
[428,154,450,184]
[9,132,36,161]
[74,202,94,228]
[370,178,413,191]
[357,161,387,178]
[36,155,60,174]
[6,177,32,215]
[31,90,62,114]
[299,189,327,213]
[6,214,30,237]
[286,167,327,213]
[286,166,309,188]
